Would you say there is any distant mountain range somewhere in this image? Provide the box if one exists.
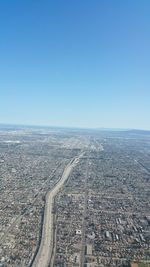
[0,123,150,134]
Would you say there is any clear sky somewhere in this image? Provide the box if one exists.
[0,0,150,129]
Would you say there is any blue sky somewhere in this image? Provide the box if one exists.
[0,0,150,129]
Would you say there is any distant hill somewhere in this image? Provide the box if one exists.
[128,129,150,135]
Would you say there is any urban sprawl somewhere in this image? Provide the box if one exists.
[0,127,150,267]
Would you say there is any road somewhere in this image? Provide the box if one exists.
[0,164,61,246]
[32,153,83,267]
[80,155,89,267]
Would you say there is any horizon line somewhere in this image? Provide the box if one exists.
[0,122,150,132]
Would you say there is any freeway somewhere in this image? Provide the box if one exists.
[0,164,61,247]
[32,152,83,267]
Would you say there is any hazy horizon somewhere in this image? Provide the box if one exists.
[1,122,150,132]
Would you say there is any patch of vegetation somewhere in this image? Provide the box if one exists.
[138,263,150,267]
